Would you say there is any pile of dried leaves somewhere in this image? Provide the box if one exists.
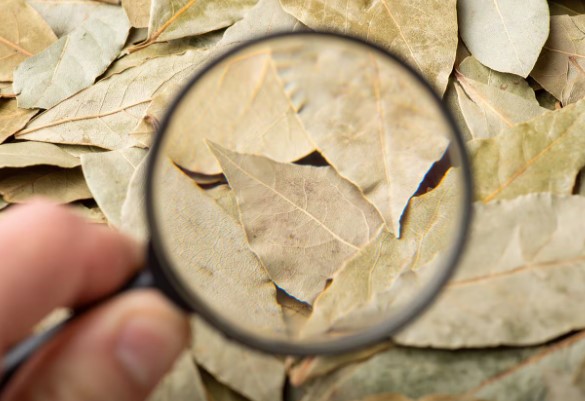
[1,0,585,400]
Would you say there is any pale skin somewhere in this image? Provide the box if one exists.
[0,200,189,401]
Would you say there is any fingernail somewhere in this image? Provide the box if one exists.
[115,313,187,387]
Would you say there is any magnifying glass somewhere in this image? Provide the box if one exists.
[1,31,472,389]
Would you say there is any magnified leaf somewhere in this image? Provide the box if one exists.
[273,44,449,235]
[531,14,585,106]
[209,142,384,304]
[278,0,458,95]
[13,7,131,110]
[0,99,37,144]
[0,141,80,169]
[395,193,585,348]
[549,0,585,16]
[147,352,208,401]
[122,0,151,28]
[15,50,207,149]
[165,51,314,175]
[302,169,459,337]
[81,148,147,227]
[0,0,57,81]
[27,0,120,37]
[458,0,549,77]
[192,318,285,401]
[470,99,585,203]
[205,184,239,221]
[156,157,286,332]
[0,166,91,203]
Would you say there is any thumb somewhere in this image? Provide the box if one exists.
[1,291,189,401]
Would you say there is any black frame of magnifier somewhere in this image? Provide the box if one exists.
[145,31,474,356]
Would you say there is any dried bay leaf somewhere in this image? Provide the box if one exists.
[279,0,457,95]
[549,0,585,16]
[120,156,147,241]
[155,157,285,332]
[0,166,91,203]
[14,8,131,110]
[122,0,151,28]
[443,80,473,142]
[0,99,37,144]
[0,0,57,81]
[470,99,585,203]
[209,143,384,304]
[273,45,449,235]
[70,203,107,224]
[0,141,80,169]
[458,0,549,77]
[81,148,147,227]
[15,50,207,149]
[147,352,208,401]
[135,0,256,50]
[205,184,239,221]
[201,368,251,401]
[165,51,314,175]
[395,193,585,348]
[531,14,585,106]
[27,0,120,37]
[302,170,459,337]
[192,318,285,401]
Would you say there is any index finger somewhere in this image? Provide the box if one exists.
[0,200,144,350]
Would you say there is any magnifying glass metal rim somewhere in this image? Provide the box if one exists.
[145,30,474,356]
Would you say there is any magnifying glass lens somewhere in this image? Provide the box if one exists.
[148,33,470,353]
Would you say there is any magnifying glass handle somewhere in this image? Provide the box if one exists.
[0,269,155,392]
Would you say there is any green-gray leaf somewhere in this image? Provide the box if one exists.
[0,141,80,169]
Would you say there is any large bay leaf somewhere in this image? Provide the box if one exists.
[14,7,130,110]
[395,193,585,348]
[302,170,458,337]
[299,345,537,401]
[458,0,549,77]
[470,99,585,203]
[15,50,207,149]
[155,157,285,332]
[165,51,313,174]
[27,0,120,37]
[0,141,80,169]
[278,0,457,95]
[0,100,37,144]
[134,0,256,50]
[0,167,91,203]
[531,14,585,106]
[147,351,208,401]
[0,0,57,81]
[192,318,285,401]
[81,148,147,227]
[121,0,151,28]
[208,143,383,304]
[272,44,449,235]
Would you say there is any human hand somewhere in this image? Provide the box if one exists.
[0,200,189,401]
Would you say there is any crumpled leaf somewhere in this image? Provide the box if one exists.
[457,0,549,77]
[454,57,548,139]
[134,0,256,50]
[395,193,585,348]
[272,42,450,235]
[27,0,120,37]
[0,166,91,203]
[531,14,585,106]
[155,157,285,332]
[147,352,208,401]
[0,99,37,144]
[81,148,147,227]
[0,0,57,81]
[121,0,151,28]
[165,50,314,174]
[278,0,458,95]
[302,170,459,337]
[0,141,80,169]
[14,7,130,110]
[470,99,585,203]
[15,50,207,149]
[192,318,285,401]
[209,143,383,304]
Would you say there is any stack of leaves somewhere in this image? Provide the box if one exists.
[2,0,585,400]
